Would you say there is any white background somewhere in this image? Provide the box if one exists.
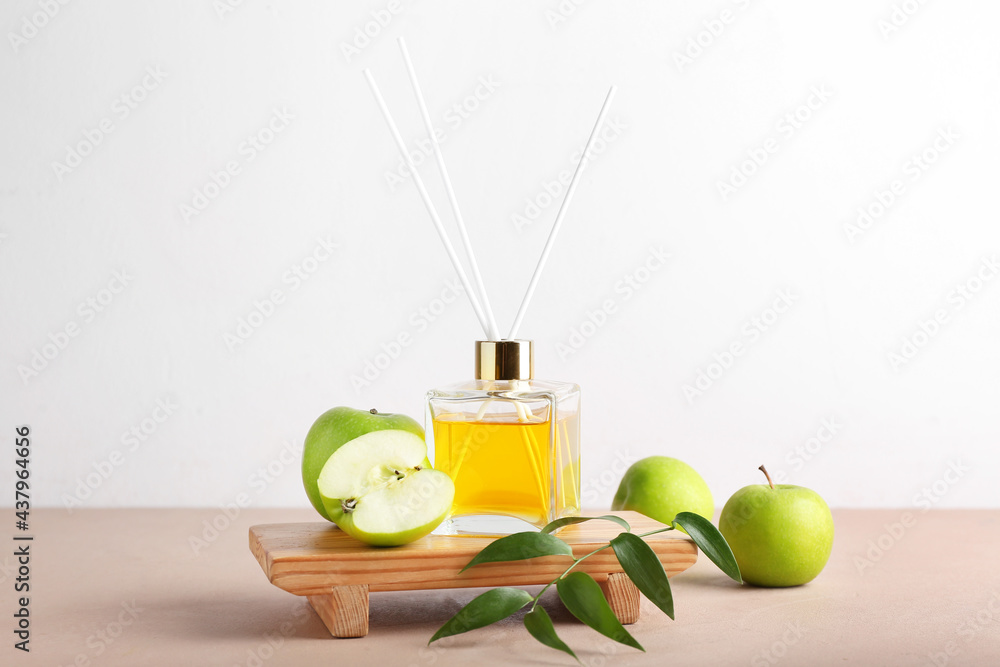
[2,0,997,511]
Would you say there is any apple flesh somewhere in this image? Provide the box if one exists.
[719,468,834,587]
[317,429,454,546]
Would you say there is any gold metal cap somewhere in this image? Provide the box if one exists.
[475,340,533,381]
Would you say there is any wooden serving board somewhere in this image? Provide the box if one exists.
[249,511,697,638]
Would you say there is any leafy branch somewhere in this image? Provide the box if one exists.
[429,512,742,662]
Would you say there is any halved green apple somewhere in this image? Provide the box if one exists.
[315,427,454,547]
[302,407,425,522]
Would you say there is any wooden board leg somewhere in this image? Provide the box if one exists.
[308,585,369,638]
[600,572,640,625]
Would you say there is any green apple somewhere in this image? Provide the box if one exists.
[611,456,714,530]
[719,466,834,587]
[302,407,425,520]
[302,407,454,547]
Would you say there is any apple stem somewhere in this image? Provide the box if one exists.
[341,498,357,514]
[759,465,775,490]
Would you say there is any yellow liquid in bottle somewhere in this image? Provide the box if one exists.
[432,412,580,528]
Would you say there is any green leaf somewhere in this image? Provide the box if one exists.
[556,572,644,652]
[540,514,631,535]
[460,532,573,573]
[523,606,578,662]
[672,512,742,584]
[610,532,674,619]
[429,587,533,644]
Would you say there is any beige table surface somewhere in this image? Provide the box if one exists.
[8,508,999,666]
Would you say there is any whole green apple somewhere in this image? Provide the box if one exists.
[611,456,714,529]
[719,466,834,587]
[302,407,424,521]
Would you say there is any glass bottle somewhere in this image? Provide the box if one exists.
[426,340,581,536]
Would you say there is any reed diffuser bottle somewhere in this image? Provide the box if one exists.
[427,340,581,536]
[365,38,614,536]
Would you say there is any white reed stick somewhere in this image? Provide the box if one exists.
[363,68,492,338]
[397,37,500,341]
[507,85,617,340]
